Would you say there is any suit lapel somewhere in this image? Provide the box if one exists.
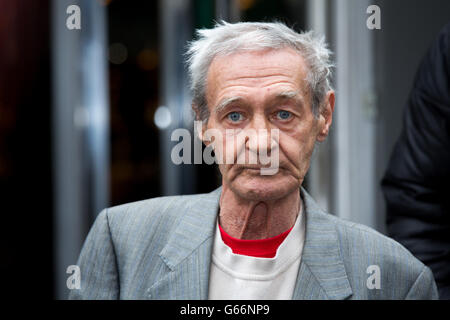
[147,188,221,299]
[291,188,353,300]
[147,186,352,300]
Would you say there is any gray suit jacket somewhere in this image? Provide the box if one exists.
[69,187,438,299]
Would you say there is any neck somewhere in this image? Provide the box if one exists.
[218,184,301,240]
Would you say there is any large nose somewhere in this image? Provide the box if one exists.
[246,114,272,157]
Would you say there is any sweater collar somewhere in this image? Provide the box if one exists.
[211,205,305,279]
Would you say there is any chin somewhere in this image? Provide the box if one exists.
[228,172,299,201]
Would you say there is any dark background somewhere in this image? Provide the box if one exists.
[0,0,306,299]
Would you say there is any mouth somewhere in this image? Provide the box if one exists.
[237,165,282,173]
[239,164,268,170]
[242,165,263,170]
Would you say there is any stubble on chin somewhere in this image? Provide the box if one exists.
[223,166,301,202]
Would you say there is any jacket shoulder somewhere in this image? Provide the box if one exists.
[331,213,422,262]
[321,212,434,299]
[103,193,209,265]
[105,192,207,240]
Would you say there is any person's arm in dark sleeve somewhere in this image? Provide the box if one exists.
[381,22,450,299]
[68,209,120,299]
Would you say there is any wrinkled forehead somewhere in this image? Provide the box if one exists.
[206,48,310,99]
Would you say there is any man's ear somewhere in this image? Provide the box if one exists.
[316,90,335,142]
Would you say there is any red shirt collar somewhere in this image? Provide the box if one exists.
[218,223,294,258]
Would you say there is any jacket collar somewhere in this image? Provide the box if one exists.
[291,188,352,299]
[150,186,352,300]
[148,188,220,299]
[158,188,220,271]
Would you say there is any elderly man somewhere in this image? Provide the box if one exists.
[70,21,438,300]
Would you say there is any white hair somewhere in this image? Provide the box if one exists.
[186,21,334,122]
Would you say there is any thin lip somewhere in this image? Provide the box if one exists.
[239,165,267,169]
[237,165,281,170]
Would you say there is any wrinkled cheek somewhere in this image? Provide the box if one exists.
[299,139,316,172]
[203,128,233,165]
[220,136,239,165]
[281,136,313,177]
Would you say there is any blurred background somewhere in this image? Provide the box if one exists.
[1,0,449,299]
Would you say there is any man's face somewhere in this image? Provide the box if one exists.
[202,48,333,201]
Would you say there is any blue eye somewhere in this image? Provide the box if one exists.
[227,111,243,122]
[277,110,291,120]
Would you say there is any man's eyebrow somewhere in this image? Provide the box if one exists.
[276,90,302,101]
[214,96,243,114]
[274,90,305,108]
[213,91,303,114]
